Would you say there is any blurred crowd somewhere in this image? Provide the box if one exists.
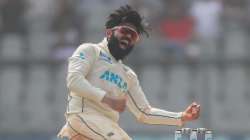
[133,0,250,62]
[0,0,249,62]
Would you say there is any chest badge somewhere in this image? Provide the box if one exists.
[99,51,112,64]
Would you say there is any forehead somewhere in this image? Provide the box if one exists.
[119,23,137,32]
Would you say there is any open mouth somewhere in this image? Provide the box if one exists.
[119,39,130,49]
[120,39,129,46]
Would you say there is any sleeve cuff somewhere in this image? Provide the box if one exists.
[177,112,184,127]
[93,88,106,102]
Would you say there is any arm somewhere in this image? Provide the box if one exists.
[126,70,200,126]
[126,71,183,126]
[127,84,183,126]
[67,44,106,103]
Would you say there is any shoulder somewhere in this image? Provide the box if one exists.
[72,43,100,58]
[76,43,100,54]
[122,64,138,81]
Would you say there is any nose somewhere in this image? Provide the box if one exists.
[125,34,135,43]
[126,33,132,39]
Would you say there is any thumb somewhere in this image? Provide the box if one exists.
[186,105,192,113]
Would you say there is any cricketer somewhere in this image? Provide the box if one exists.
[57,5,200,140]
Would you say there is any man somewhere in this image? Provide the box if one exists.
[58,5,200,140]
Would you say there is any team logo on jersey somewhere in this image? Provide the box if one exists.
[100,70,128,92]
[99,51,112,64]
[78,52,85,60]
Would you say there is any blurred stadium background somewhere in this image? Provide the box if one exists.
[0,0,250,139]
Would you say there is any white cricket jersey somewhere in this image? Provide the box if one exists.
[66,38,183,126]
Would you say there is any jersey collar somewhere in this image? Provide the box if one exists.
[98,38,123,64]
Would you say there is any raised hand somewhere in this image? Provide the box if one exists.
[181,102,200,122]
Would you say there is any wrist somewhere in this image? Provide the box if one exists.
[181,112,186,122]
[101,95,110,104]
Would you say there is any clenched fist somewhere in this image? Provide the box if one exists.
[101,94,128,113]
[181,102,200,122]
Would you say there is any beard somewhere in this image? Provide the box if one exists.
[107,34,134,60]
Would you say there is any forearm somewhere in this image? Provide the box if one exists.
[127,88,183,126]
[137,107,183,126]
[67,72,106,102]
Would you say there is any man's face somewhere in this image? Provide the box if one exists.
[106,24,140,60]
[111,24,140,49]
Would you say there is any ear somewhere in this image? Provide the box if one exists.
[105,29,113,39]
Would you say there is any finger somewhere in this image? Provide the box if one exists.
[192,104,200,111]
[191,107,199,115]
[186,106,193,113]
[196,106,201,113]
[195,112,200,119]
[196,105,201,111]
[197,107,201,115]
[197,105,201,109]
[191,108,198,114]
[191,103,198,108]
[194,105,200,110]
[190,106,197,112]
[189,103,196,109]
[194,109,200,119]
[189,107,197,114]
[192,102,198,106]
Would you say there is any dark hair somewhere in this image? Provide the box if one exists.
[105,5,149,36]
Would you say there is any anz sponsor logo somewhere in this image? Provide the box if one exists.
[100,70,128,92]
[99,51,112,64]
